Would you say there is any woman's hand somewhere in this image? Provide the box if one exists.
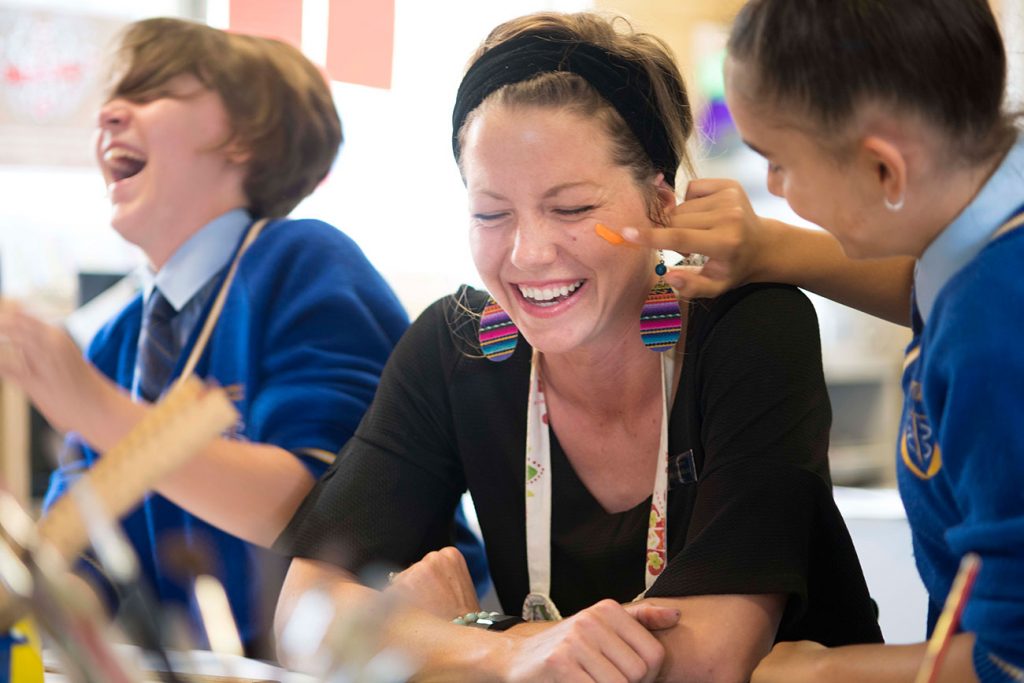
[750,640,827,683]
[497,599,679,683]
[622,178,775,299]
[0,300,115,433]
[387,546,481,621]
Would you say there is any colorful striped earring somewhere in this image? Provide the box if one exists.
[479,297,519,362]
[640,252,682,352]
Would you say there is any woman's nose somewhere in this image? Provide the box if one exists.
[510,219,558,270]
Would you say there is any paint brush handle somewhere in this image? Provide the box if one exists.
[913,552,981,683]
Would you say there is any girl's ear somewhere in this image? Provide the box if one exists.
[861,135,908,209]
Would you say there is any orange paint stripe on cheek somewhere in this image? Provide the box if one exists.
[594,223,625,245]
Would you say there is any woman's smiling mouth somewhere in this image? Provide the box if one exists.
[516,279,586,307]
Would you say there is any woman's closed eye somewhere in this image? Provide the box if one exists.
[472,211,511,224]
[553,205,597,218]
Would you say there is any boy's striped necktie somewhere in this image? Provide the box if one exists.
[137,288,179,402]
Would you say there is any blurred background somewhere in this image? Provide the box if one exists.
[1,0,1020,646]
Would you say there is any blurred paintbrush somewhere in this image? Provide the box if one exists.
[0,376,237,681]
[913,552,981,683]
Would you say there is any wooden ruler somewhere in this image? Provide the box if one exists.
[0,376,237,625]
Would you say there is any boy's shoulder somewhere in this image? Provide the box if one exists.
[238,216,369,277]
[250,217,358,253]
[232,218,401,315]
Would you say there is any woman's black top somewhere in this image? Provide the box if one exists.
[279,283,883,646]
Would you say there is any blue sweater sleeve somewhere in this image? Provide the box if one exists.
[927,256,1024,680]
[236,220,409,476]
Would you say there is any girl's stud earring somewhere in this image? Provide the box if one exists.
[884,195,905,212]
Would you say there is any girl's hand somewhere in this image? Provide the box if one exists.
[622,178,775,299]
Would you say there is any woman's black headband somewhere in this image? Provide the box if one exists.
[451,34,681,187]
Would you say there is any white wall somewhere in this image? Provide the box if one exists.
[0,0,189,307]
[1004,0,1024,109]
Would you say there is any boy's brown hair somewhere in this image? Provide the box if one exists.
[108,17,342,218]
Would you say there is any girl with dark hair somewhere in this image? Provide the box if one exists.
[633,1,1024,680]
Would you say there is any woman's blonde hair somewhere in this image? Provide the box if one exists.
[456,12,695,223]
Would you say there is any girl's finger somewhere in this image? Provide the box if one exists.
[669,192,743,217]
[683,177,744,201]
[665,270,730,300]
[620,224,729,259]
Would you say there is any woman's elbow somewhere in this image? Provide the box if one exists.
[273,557,345,668]
[273,557,371,669]
[274,558,313,667]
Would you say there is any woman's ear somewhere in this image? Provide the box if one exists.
[861,135,907,209]
[654,173,677,214]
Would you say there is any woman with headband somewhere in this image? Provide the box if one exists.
[275,12,882,681]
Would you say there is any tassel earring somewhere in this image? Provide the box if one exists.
[640,252,682,352]
[479,297,519,362]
